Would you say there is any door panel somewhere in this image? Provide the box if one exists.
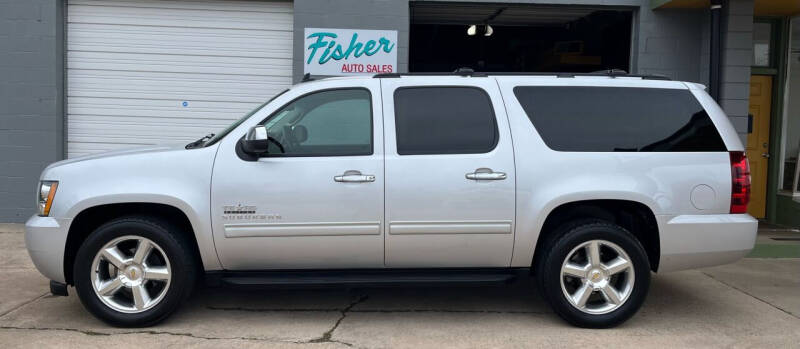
[210,80,384,270]
[747,75,772,218]
[381,78,516,267]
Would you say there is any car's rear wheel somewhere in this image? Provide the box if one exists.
[537,220,650,328]
[73,217,196,327]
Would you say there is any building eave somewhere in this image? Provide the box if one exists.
[653,0,800,16]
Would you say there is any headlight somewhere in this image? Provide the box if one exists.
[38,181,58,216]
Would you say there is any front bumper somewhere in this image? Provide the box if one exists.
[658,214,758,272]
[25,215,71,283]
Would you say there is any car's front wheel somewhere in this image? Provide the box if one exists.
[73,217,196,327]
[537,220,650,328]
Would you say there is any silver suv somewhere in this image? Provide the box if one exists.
[25,72,757,328]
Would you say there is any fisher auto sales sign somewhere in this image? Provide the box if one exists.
[304,28,397,75]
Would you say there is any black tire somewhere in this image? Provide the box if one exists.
[536,219,650,328]
[73,216,197,327]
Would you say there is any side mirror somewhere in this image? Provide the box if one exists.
[241,125,269,154]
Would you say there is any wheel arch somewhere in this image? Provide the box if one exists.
[532,199,660,272]
[63,202,203,285]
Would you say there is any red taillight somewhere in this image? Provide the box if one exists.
[729,151,751,214]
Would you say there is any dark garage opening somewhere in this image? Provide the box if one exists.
[409,3,633,73]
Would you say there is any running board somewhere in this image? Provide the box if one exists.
[206,268,526,288]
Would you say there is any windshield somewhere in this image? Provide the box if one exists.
[202,89,289,147]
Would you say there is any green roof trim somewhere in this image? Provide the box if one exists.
[651,0,673,9]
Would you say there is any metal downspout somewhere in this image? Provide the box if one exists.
[709,0,724,101]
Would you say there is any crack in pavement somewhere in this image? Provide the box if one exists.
[0,295,371,347]
[0,293,49,319]
[701,271,800,320]
[0,325,350,346]
[308,294,369,347]
[0,326,112,337]
[2,290,543,348]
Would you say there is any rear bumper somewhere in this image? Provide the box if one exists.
[658,214,757,273]
[25,215,70,283]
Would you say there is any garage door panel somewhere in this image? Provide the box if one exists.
[67,77,289,103]
[69,114,236,127]
[67,38,293,60]
[67,14,293,32]
[68,142,145,158]
[68,113,238,157]
[69,1,292,31]
[67,132,204,147]
[68,22,293,39]
[69,116,231,141]
[68,97,258,119]
[67,70,291,97]
[67,83,286,103]
[67,0,293,158]
[68,25,292,59]
[68,53,293,76]
[68,68,288,82]
[72,0,293,12]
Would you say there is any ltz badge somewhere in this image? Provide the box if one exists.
[221,204,281,221]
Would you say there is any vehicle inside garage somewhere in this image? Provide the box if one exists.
[409,3,633,73]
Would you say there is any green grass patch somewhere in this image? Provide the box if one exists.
[747,244,800,258]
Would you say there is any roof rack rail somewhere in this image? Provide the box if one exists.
[373,69,670,80]
[299,73,338,83]
[373,72,402,78]
[453,67,475,76]
[591,69,628,76]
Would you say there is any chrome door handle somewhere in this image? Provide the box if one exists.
[762,153,770,158]
[466,168,507,181]
[334,170,375,183]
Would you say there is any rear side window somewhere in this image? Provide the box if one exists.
[394,87,498,155]
[513,86,727,152]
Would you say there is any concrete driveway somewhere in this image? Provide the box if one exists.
[1,224,798,348]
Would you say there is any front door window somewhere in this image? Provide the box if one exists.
[261,89,373,156]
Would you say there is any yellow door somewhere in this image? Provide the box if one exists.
[746,75,772,218]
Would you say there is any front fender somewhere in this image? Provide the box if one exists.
[42,145,222,272]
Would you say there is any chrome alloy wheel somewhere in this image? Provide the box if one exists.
[559,240,635,314]
[90,235,172,313]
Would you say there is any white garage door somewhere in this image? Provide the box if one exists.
[66,0,293,157]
